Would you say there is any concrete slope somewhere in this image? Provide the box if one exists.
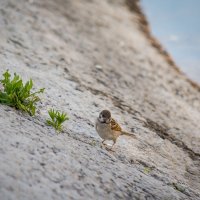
[0,0,200,199]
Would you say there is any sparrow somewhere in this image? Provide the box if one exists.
[95,110,136,149]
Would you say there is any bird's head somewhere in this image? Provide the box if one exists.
[98,110,111,123]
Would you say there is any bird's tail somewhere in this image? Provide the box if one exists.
[121,131,137,138]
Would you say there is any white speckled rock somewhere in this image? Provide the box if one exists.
[0,0,200,199]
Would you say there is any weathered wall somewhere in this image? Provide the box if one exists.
[0,0,200,199]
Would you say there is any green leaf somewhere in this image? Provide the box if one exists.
[46,109,69,132]
[0,70,45,116]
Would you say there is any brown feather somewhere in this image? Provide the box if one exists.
[121,131,137,138]
[110,118,122,131]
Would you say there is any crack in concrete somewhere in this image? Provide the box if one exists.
[67,71,200,167]
[144,118,200,161]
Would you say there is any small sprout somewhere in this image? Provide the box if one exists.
[172,182,185,193]
[143,167,152,174]
[46,109,69,132]
[0,70,44,115]
[91,140,97,146]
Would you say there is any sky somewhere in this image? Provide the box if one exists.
[141,0,200,83]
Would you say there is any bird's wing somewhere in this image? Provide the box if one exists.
[110,118,122,132]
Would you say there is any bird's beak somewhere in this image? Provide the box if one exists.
[106,118,110,123]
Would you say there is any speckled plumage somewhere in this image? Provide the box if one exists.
[95,110,136,148]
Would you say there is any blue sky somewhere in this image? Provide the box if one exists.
[141,0,200,83]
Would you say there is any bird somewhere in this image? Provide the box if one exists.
[95,110,136,149]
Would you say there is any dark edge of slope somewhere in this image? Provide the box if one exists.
[125,0,200,91]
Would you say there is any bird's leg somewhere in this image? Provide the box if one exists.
[111,139,116,148]
[106,139,116,151]
[100,140,106,148]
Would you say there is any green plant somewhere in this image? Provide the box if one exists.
[143,167,152,174]
[0,70,44,116]
[46,109,69,132]
[90,140,97,146]
[172,182,185,193]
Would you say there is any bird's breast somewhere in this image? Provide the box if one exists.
[95,119,113,140]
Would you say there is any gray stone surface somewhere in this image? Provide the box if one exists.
[0,0,200,199]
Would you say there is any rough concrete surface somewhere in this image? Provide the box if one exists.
[0,0,200,199]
